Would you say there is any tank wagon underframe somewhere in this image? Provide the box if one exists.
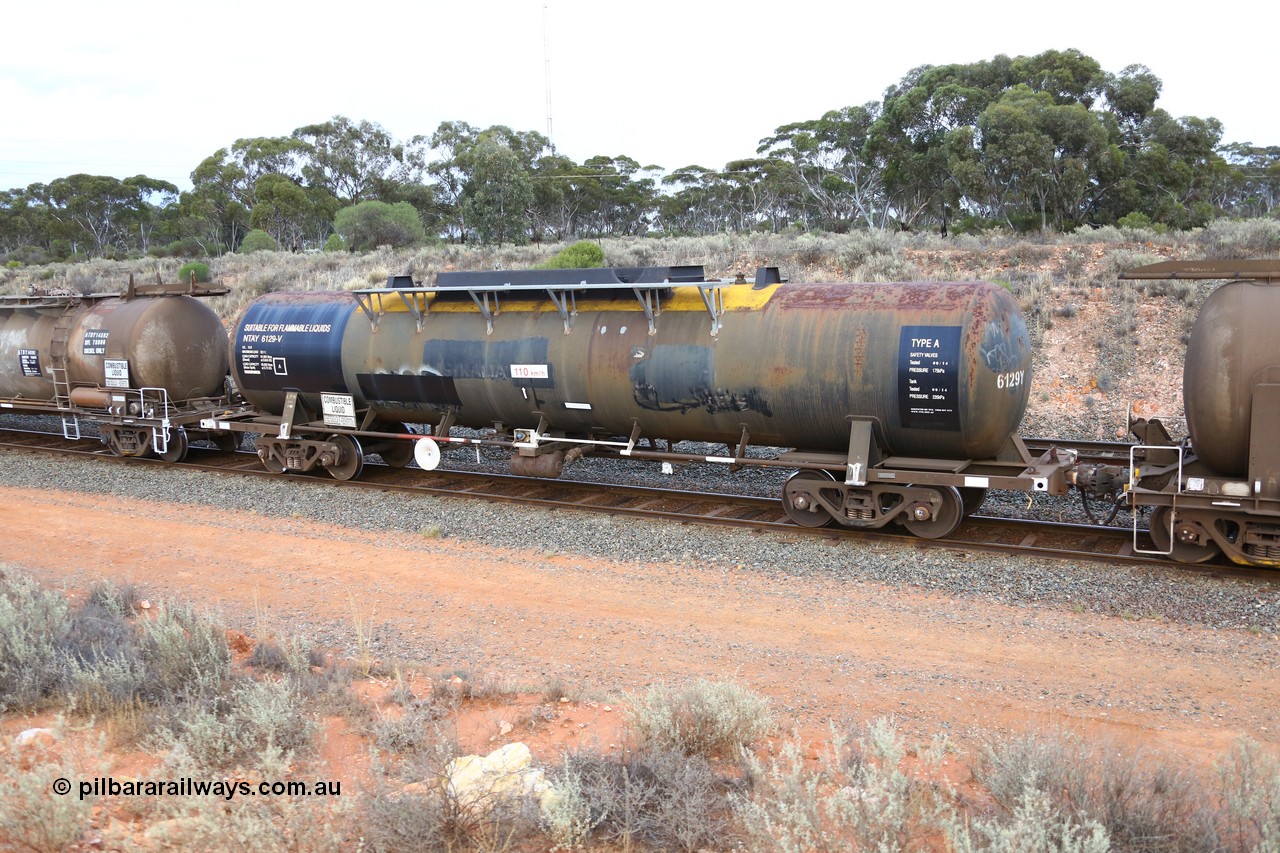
[201,386,1081,541]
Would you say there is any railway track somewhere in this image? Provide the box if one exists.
[0,425,1270,581]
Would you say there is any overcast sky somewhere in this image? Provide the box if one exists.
[2,0,1273,193]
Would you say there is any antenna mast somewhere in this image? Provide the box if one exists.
[543,3,554,150]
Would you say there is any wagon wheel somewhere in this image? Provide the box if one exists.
[1148,506,1220,563]
[782,470,838,528]
[959,486,989,517]
[902,486,964,539]
[325,434,365,481]
[157,428,189,463]
[212,432,240,453]
[258,447,287,474]
[378,425,415,468]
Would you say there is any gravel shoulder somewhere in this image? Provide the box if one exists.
[2,450,1278,768]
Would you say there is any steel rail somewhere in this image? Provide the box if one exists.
[0,426,1273,583]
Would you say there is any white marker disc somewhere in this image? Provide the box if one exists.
[413,438,441,471]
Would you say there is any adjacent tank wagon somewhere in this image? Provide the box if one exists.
[0,278,231,459]
[1119,260,1280,567]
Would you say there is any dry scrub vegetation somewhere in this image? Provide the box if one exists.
[3,567,1280,851]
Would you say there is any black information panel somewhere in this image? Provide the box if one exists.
[898,325,961,431]
[19,349,41,377]
[82,329,109,356]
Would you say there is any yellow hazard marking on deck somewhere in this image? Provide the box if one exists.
[367,284,781,315]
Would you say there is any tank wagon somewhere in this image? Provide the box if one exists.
[0,277,233,460]
[1117,259,1280,567]
[203,265,1082,539]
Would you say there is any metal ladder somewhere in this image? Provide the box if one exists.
[142,387,172,455]
[49,312,79,439]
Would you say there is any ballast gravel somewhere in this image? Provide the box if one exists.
[0,447,1276,635]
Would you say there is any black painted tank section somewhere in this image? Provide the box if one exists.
[233,293,353,400]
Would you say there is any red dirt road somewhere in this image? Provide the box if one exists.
[2,484,1277,767]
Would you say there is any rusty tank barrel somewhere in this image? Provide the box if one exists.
[232,271,1032,460]
[0,293,229,403]
[1183,280,1280,476]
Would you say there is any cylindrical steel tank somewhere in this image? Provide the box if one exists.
[1184,281,1280,476]
[0,295,228,402]
[231,280,1032,459]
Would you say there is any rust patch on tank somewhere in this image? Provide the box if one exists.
[853,328,867,376]
[774,282,988,310]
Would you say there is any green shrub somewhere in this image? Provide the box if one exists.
[178,261,211,283]
[323,233,347,252]
[334,201,425,252]
[625,678,772,758]
[535,240,605,269]
[239,229,278,254]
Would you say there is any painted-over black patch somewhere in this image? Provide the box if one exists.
[422,338,553,388]
[630,344,772,416]
[357,373,462,408]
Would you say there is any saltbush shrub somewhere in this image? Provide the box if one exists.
[177,260,210,283]
[238,229,278,254]
[625,678,772,758]
[536,240,605,269]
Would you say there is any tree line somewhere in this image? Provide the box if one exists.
[3,49,1278,262]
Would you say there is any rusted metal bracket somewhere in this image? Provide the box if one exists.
[844,417,885,486]
[697,283,727,336]
[1120,260,1280,282]
[434,407,458,439]
[546,289,578,334]
[468,291,500,335]
[631,287,661,336]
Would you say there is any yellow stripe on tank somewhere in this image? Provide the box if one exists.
[366,284,781,315]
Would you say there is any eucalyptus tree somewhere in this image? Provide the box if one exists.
[1128,112,1228,227]
[41,174,177,257]
[428,122,550,243]
[573,155,659,237]
[0,188,51,253]
[187,136,305,251]
[292,116,407,202]
[964,85,1112,230]
[460,136,535,245]
[758,104,886,231]
[660,165,734,235]
[1221,143,1280,217]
